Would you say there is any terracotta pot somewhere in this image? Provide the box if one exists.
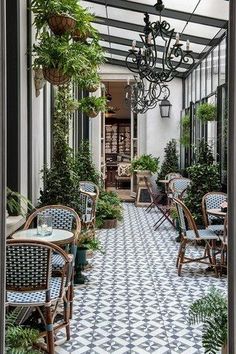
[87,110,99,118]
[102,219,117,229]
[47,14,76,35]
[72,29,89,42]
[43,68,70,86]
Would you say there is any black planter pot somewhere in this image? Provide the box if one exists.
[74,247,87,285]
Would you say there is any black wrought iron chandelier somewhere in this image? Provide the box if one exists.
[125,75,170,114]
[125,0,195,84]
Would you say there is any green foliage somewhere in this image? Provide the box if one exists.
[96,191,123,227]
[158,139,179,181]
[196,103,217,122]
[7,188,35,216]
[77,70,101,91]
[73,140,101,186]
[77,230,104,253]
[73,7,99,40]
[131,154,159,174]
[180,114,190,147]
[189,288,227,353]
[79,96,107,116]
[185,142,220,225]
[6,308,41,354]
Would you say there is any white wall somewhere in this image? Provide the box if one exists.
[145,78,182,164]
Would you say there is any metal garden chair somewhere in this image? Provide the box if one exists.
[6,239,73,353]
[202,192,227,234]
[24,205,81,318]
[173,197,219,276]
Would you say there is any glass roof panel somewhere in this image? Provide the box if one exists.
[126,0,199,14]
[80,0,107,17]
[183,22,221,39]
[93,23,109,35]
[195,0,229,21]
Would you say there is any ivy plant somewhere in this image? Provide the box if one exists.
[196,103,217,122]
[180,114,190,147]
[79,96,107,116]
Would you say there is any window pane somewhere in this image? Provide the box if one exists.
[191,71,196,103]
[206,53,212,95]
[188,74,192,103]
[201,59,206,98]
[212,46,219,91]
[219,37,226,85]
[185,78,189,108]
[196,65,200,101]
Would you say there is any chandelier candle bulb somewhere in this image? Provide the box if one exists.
[186,40,190,51]
[147,33,152,45]
[132,40,136,50]
[175,32,180,44]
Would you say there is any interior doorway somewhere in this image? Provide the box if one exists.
[103,81,134,201]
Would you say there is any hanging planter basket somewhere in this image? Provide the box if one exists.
[87,110,99,118]
[86,85,99,93]
[47,14,76,36]
[72,29,89,42]
[43,68,71,86]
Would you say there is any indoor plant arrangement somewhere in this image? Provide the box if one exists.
[96,191,123,229]
[78,96,107,118]
[196,102,217,122]
[189,288,227,354]
[131,154,159,174]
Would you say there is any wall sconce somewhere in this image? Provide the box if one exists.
[34,68,46,97]
[159,98,172,118]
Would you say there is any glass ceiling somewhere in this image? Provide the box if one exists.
[81,0,229,77]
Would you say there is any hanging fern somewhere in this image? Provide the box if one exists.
[189,288,227,354]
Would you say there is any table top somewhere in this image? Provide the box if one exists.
[207,208,227,217]
[11,228,75,245]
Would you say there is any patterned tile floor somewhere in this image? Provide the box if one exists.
[56,203,227,354]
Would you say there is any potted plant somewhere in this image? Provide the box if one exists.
[32,32,92,85]
[196,102,217,122]
[80,71,101,93]
[131,154,159,177]
[7,188,35,217]
[96,191,123,229]
[31,0,78,35]
[189,288,227,354]
[79,96,107,118]
[72,7,99,42]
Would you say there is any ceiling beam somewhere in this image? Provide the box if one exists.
[105,57,184,78]
[103,46,194,70]
[95,17,211,46]
[100,33,201,59]
[86,0,227,28]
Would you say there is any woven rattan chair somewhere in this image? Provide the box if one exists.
[24,205,81,318]
[79,181,99,201]
[173,197,219,276]
[79,191,97,232]
[6,239,73,353]
[220,215,228,275]
[202,192,227,234]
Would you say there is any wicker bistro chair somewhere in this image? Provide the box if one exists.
[79,191,97,232]
[6,239,73,353]
[202,192,227,234]
[173,197,220,276]
[24,205,81,319]
[115,162,131,189]
[79,181,99,201]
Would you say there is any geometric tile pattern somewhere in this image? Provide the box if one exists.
[56,203,227,354]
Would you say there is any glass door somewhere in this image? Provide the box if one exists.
[130,111,138,197]
[100,85,106,185]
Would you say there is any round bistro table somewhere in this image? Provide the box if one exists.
[11,228,75,246]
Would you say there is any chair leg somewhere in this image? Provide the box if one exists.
[45,305,55,354]
[178,240,187,276]
[64,295,71,341]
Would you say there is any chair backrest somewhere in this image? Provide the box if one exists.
[24,205,81,238]
[79,191,96,223]
[173,197,199,238]
[6,239,70,295]
[79,181,99,200]
[169,178,191,198]
[165,172,182,181]
[202,192,227,227]
[117,163,131,177]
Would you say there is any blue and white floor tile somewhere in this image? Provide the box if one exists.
[56,203,227,354]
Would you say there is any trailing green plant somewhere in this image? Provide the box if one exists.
[184,141,221,225]
[79,96,107,116]
[96,191,123,228]
[180,114,190,147]
[131,154,159,173]
[72,7,99,41]
[7,188,35,217]
[73,140,101,186]
[78,70,101,91]
[189,288,227,354]
[77,230,104,253]
[196,103,217,122]
[6,307,41,354]
[158,139,179,181]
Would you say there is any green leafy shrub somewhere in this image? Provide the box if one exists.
[196,103,217,122]
[184,141,220,225]
[180,114,190,147]
[96,191,123,228]
[7,188,35,216]
[189,288,227,354]
[131,154,159,173]
[158,139,179,181]
[77,230,104,253]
